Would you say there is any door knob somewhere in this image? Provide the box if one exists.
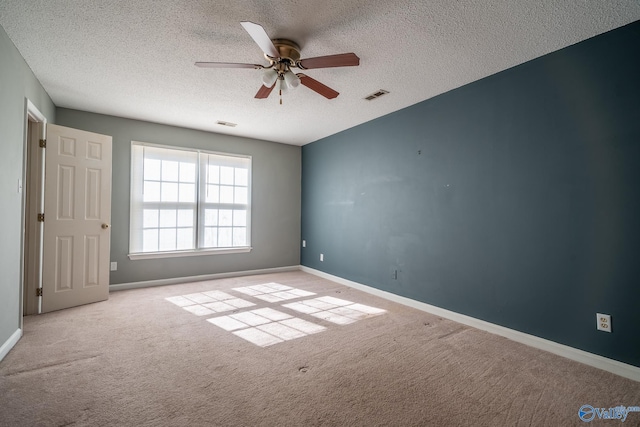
[102,223,110,229]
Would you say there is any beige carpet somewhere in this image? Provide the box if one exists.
[1,271,639,426]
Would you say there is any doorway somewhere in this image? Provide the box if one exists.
[21,117,114,315]
[22,100,47,316]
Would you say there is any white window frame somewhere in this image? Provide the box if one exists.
[128,141,252,260]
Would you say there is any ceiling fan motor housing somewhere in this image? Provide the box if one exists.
[266,39,301,64]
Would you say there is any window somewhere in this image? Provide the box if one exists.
[129,142,251,259]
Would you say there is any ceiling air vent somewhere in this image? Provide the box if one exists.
[216,120,237,127]
[364,89,389,101]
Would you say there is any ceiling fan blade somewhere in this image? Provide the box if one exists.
[255,83,276,99]
[298,53,360,69]
[298,74,339,99]
[240,21,280,58]
[195,62,263,69]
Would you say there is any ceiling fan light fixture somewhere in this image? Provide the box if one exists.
[283,70,300,89]
[262,69,278,87]
[279,76,289,93]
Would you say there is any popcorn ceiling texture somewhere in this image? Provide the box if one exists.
[0,1,639,145]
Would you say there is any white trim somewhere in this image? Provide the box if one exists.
[26,99,47,125]
[300,266,640,382]
[128,247,252,260]
[0,329,22,362]
[110,265,300,292]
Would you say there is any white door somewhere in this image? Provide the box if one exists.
[42,124,112,313]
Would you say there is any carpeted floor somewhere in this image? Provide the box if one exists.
[1,271,639,426]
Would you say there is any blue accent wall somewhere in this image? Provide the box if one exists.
[301,21,640,367]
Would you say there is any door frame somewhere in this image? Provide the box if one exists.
[21,99,47,318]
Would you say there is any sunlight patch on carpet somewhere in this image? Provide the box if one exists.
[284,297,386,325]
[233,282,316,302]
[165,291,255,316]
[207,308,326,347]
[165,283,386,347]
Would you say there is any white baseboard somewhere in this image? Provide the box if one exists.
[0,329,22,363]
[110,265,301,292]
[300,266,640,382]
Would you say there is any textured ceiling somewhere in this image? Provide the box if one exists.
[1,1,639,146]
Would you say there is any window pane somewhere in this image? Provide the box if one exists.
[177,209,194,227]
[161,182,179,202]
[143,229,159,252]
[234,187,247,204]
[233,210,246,226]
[208,165,220,184]
[206,185,219,203]
[143,181,161,202]
[219,209,233,226]
[204,227,217,247]
[143,209,159,228]
[177,228,193,250]
[205,209,218,226]
[144,159,161,181]
[159,210,177,228]
[235,168,248,186]
[179,162,196,183]
[179,183,195,203]
[218,227,232,247]
[233,227,246,247]
[159,229,176,251]
[220,166,234,185]
[162,160,179,181]
[220,186,234,203]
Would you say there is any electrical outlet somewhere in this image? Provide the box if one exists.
[302,240,306,247]
[320,254,324,262]
[596,313,611,332]
[110,262,117,271]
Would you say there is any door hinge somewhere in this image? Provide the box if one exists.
[39,139,46,148]
[37,213,45,222]
[36,287,43,297]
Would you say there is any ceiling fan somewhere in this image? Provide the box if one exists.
[195,22,360,103]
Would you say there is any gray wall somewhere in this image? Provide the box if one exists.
[0,26,56,348]
[56,109,301,285]
[301,22,640,367]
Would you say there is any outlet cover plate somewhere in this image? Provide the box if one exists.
[596,313,611,332]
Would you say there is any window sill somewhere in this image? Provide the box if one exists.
[128,247,252,260]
